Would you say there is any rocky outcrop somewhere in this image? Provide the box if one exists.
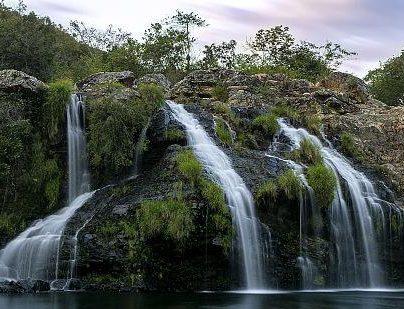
[0,69,45,93]
[134,74,171,93]
[76,71,135,91]
[0,279,50,293]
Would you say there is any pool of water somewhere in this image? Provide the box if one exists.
[1,290,404,309]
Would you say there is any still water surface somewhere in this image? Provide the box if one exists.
[1,290,404,309]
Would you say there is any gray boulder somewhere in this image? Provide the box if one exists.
[134,74,171,93]
[76,71,135,90]
[0,69,45,93]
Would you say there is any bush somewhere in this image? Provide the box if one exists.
[138,198,194,244]
[255,181,278,209]
[278,170,302,201]
[216,117,233,146]
[306,163,337,208]
[271,105,299,121]
[43,80,73,140]
[177,150,203,186]
[303,115,322,135]
[88,84,165,182]
[211,82,229,101]
[340,132,364,162]
[252,114,280,138]
[288,138,323,166]
[164,129,185,142]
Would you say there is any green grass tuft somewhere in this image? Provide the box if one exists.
[164,129,185,142]
[177,150,203,186]
[255,180,278,209]
[211,82,229,102]
[278,169,302,201]
[271,105,299,121]
[306,163,337,208]
[288,138,323,166]
[252,114,280,138]
[216,117,233,147]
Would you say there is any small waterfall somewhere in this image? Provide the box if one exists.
[131,124,149,177]
[168,101,267,290]
[276,118,397,288]
[68,94,90,203]
[0,94,92,282]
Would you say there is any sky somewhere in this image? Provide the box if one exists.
[4,0,404,77]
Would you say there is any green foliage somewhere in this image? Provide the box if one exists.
[252,114,280,138]
[43,80,73,140]
[255,181,278,209]
[306,163,337,208]
[177,150,203,186]
[200,179,233,253]
[111,185,133,197]
[98,222,121,240]
[340,132,364,162]
[0,213,24,239]
[213,102,233,118]
[278,170,302,201]
[164,129,185,142]
[211,82,229,102]
[365,50,404,106]
[288,138,323,166]
[215,117,233,147]
[88,84,164,182]
[303,115,322,135]
[271,105,299,121]
[138,197,194,243]
[200,40,237,69]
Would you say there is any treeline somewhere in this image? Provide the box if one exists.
[1,1,355,84]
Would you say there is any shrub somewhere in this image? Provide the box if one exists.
[306,163,337,208]
[303,115,322,135]
[200,179,233,253]
[138,198,194,244]
[255,181,278,209]
[211,82,229,101]
[43,80,73,140]
[164,129,185,142]
[288,138,323,166]
[216,117,233,146]
[252,114,280,138]
[278,170,302,201]
[177,150,203,186]
[340,132,364,162]
[271,105,299,121]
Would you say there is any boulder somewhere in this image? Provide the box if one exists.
[0,69,45,93]
[76,71,135,90]
[317,72,371,104]
[134,74,171,93]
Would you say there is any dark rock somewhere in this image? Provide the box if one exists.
[0,69,45,93]
[50,279,68,291]
[0,280,27,293]
[65,278,82,290]
[76,71,135,90]
[30,279,50,292]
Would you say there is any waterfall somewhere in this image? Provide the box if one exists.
[0,94,92,282]
[276,118,398,288]
[68,94,90,203]
[167,101,267,290]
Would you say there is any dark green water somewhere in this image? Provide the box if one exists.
[1,291,404,309]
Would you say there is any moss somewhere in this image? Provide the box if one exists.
[98,222,121,240]
[252,114,280,138]
[306,163,337,208]
[211,82,229,102]
[43,80,73,140]
[340,132,364,162]
[216,117,233,147]
[271,104,299,121]
[255,181,278,209]
[177,150,203,186]
[164,129,185,142]
[138,197,194,244]
[278,169,302,201]
[288,138,323,166]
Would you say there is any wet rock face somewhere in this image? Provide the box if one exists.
[0,69,45,93]
[76,71,135,91]
[0,279,50,293]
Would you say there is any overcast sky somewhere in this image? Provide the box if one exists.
[5,0,404,77]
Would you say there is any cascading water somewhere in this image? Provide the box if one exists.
[168,101,267,290]
[0,94,92,282]
[276,118,398,288]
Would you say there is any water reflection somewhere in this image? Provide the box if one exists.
[1,291,404,309]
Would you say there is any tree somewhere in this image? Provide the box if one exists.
[365,50,404,106]
[166,10,207,71]
[201,40,237,69]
